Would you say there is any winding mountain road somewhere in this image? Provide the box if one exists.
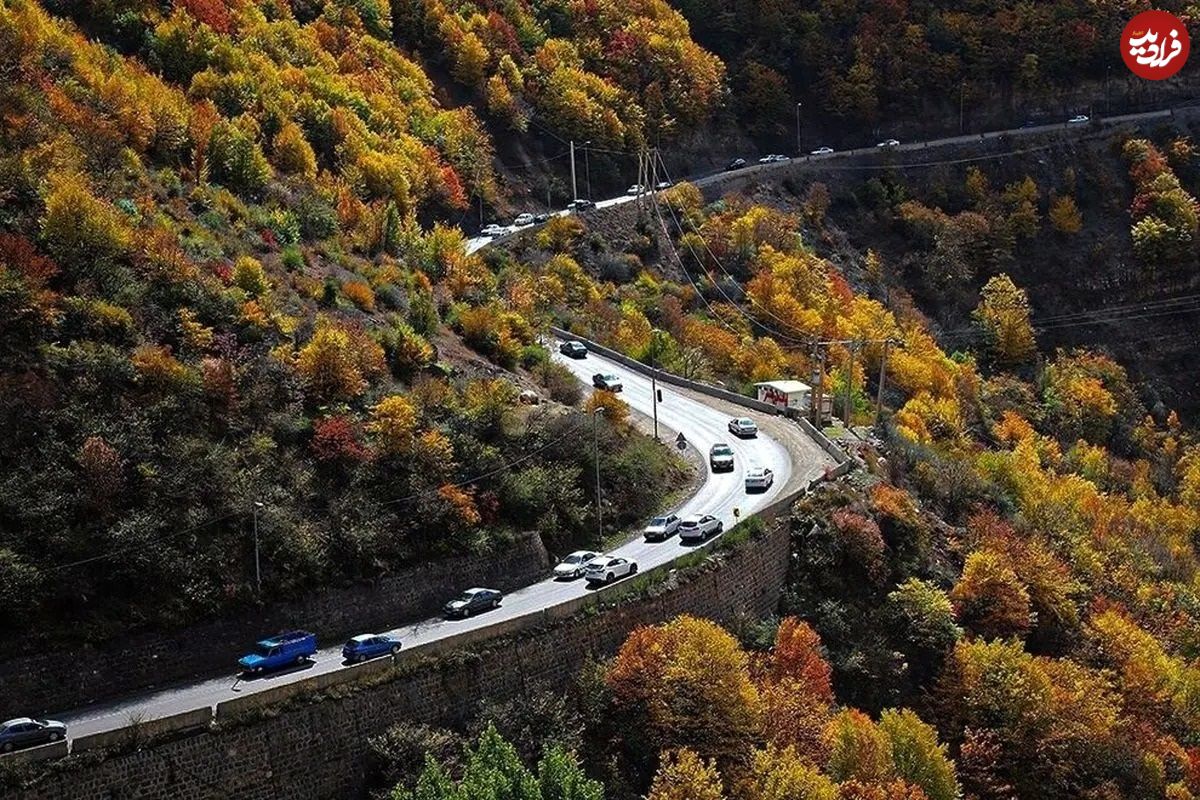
[54,346,833,743]
[36,103,1180,750]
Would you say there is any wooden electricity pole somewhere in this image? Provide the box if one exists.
[844,341,858,429]
[811,344,826,427]
[874,339,890,426]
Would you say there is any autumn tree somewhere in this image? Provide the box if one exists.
[878,709,958,800]
[272,121,317,178]
[296,317,387,402]
[886,579,961,683]
[370,395,419,456]
[207,119,272,195]
[646,749,724,800]
[41,173,131,277]
[607,616,761,777]
[972,274,1036,368]
[747,746,838,800]
[1048,195,1082,234]
[949,550,1032,641]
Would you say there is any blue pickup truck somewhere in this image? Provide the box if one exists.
[238,631,317,674]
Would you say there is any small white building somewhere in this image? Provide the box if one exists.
[755,380,831,417]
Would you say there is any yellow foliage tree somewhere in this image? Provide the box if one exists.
[1049,195,1083,234]
[296,317,386,401]
[607,616,761,773]
[272,121,317,178]
[647,748,725,800]
[41,173,131,273]
[972,274,1035,367]
[369,395,419,456]
[748,746,838,800]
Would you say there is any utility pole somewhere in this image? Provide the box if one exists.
[875,339,891,427]
[650,148,659,197]
[569,140,578,205]
[592,406,605,541]
[959,82,965,134]
[811,344,825,427]
[650,328,662,440]
[844,341,857,430]
[796,102,803,155]
[583,140,592,200]
[252,501,264,595]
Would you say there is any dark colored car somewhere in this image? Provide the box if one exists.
[443,587,502,618]
[559,341,588,359]
[568,199,595,212]
[709,443,735,472]
[0,718,66,753]
[725,158,747,171]
[534,213,551,223]
[238,630,317,674]
[342,633,402,662]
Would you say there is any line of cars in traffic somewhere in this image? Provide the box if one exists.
[723,115,1091,172]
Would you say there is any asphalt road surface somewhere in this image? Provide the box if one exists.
[56,347,810,742]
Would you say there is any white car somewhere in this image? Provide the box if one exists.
[876,139,900,148]
[584,554,638,585]
[758,154,788,164]
[643,514,682,542]
[679,514,723,544]
[626,184,646,195]
[745,467,775,492]
[728,417,758,438]
[655,180,674,190]
[480,223,506,237]
[810,146,834,156]
[554,550,600,579]
[513,213,535,226]
[1068,115,1089,124]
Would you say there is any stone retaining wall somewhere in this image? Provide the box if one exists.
[11,510,796,800]
[0,532,550,719]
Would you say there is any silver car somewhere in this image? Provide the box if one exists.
[584,554,638,585]
[0,718,66,752]
[728,417,758,438]
[554,550,600,579]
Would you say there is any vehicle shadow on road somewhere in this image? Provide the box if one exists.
[233,659,318,688]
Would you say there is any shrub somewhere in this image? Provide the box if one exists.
[343,280,376,311]
[232,255,269,296]
[538,361,582,406]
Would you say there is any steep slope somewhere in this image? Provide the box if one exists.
[0,0,685,649]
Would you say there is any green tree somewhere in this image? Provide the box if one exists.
[537,746,604,800]
[208,119,272,195]
[878,709,959,800]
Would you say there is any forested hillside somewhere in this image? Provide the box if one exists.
[0,0,692,645]
[4,2,1200,798]
[480,167,1200,797]
[672,0,1199,141]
